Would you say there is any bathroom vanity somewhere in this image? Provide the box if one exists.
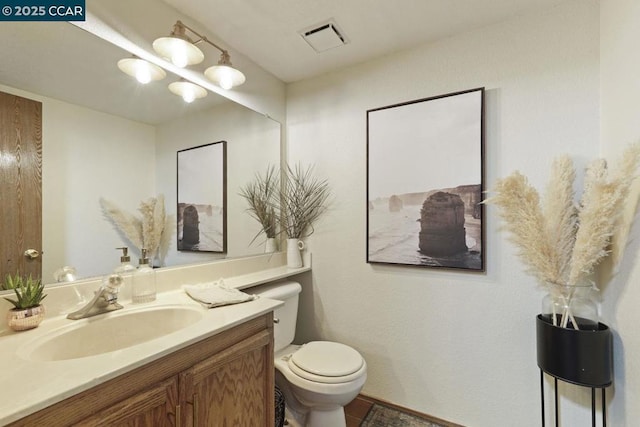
[8,313,274,426]
[0,253,311,426]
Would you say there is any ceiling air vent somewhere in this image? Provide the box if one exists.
[299,19,348,53]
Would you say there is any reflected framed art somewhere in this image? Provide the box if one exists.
[177,141,227,253]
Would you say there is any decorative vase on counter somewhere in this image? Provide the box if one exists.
[7,305,45,331]
[287,239,305,268]
[265,238,278,253]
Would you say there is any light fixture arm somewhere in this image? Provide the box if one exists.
[174,20,232,64]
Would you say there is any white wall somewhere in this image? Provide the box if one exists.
[600,0,640,425]
[286,1,600,426]
[43,99,156,280]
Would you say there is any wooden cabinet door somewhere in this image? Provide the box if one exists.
[179,329,274,427]
[74,376,179,427]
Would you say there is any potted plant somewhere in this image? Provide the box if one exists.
[239,165,280,253]
[3,274,47,331]
[279,163,331,268]
[486,143,640,386]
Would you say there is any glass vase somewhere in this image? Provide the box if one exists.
[541,285,598,330]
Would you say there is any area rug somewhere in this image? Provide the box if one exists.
[360,403,447,427]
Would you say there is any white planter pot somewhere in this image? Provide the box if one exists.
[287,239,305,268]
[265,238,278,253]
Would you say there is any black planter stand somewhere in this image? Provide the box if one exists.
[536,315,613,427]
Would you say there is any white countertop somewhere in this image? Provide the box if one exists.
[0,252,312,425]
[0,290,282,425]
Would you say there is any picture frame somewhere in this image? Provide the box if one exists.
[177,141,227,253]
[366,88,485,271]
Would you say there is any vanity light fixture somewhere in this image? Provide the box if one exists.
[168,79,207,103]
[152,21,204,68]
[117,56,167,84]
[204,50,246,90]
[153,20,246,90]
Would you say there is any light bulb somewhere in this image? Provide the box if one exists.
[172,53,188,68]
[169,80,207,103]
[218,70,233,90]
[135,64,151,84]
[205,63,245,90]
[182,89,195,103]
[171,40,188,68]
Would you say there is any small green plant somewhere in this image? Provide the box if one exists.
[3,274,46,309]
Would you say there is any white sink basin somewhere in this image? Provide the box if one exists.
[19,305,204,362]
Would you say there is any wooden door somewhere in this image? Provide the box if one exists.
[0,91,42,280]
[179,330,274,426]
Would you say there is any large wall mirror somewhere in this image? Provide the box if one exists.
[0,21,281,286]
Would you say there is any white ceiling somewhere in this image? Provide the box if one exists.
[162,0,568,83]
[0,0,570,124]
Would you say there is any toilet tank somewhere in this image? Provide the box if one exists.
[250,280,302,352]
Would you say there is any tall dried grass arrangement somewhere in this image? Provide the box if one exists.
[239,165,279,242]
[280,164,331,239]
[486,143,640,328]
[100,195,171,264]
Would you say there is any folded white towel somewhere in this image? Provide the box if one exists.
[182,279,257,308]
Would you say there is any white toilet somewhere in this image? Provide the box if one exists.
[251,280,367,427]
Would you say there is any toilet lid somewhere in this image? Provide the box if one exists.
[289,341,364,383]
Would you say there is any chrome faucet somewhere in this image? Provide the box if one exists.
[67,274,124,320]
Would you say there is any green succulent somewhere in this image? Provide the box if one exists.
[3,274,46,309]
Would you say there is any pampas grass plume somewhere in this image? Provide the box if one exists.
[100,195,169,264]
[487,142,640,292]
[485,172,562,285]
[100,198,143,249]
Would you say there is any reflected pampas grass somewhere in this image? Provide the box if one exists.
[100,195,171,265]
[99,198,143,249]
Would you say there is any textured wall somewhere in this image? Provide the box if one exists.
[286,1,600,425]
[600,1,640,425]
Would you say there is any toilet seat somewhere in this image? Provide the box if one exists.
[288,341,365,384]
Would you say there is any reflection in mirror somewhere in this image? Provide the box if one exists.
[0,22,281,287]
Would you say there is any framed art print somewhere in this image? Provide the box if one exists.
[177,141,227,253]
[366,88,485,271]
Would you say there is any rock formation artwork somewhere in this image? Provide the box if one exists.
[177,202,224,252]
[418,192,468,256]
[367,184,482,270]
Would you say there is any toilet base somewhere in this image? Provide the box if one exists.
[284,407,305,427]
[284,405,346,427]
[307,407,346,427]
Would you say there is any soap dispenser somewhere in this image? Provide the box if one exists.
[132,248,156,303]
[115,247,136,294]
[115,247,136,274]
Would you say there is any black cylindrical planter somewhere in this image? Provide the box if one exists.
[536,314,613,387]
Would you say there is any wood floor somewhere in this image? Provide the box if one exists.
[345,394,464,427]
[345,394,377,427]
